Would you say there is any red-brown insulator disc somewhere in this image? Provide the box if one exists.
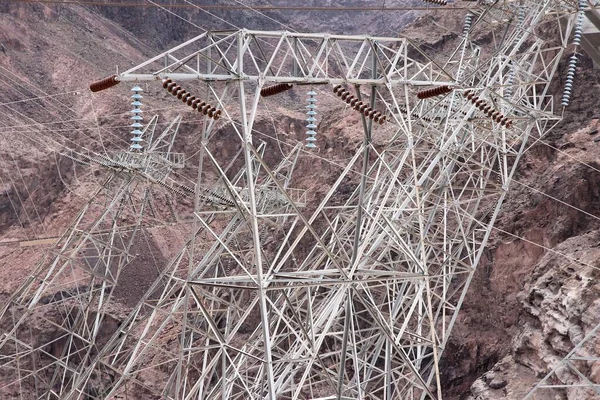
[341,92,351,100]
[89,74,120,92]
[177,90,187,99]
[196,101,207,111]
[345,95,355,104]
[495,114,504,122]
[187,96,196,106]
[354,101,364,110]
[167,82,177,92]
[213,110,222,120]
[333,85,343,94]
[416,85,452,99]
[505,120,513,128]
[358,104,368,113]
[162,78,173,89]
[363,107,373,116]
[337,89,346,97]
[423,0,448,5]
[260,83,293,97]
[202,104,212,115]
[416,89,429,99]
[350,98,359,107]
[378,115,386,124]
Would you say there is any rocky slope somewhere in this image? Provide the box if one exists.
[1,2,600,399]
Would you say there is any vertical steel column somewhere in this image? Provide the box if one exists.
[336,45,377,400]
[237,30,276,399]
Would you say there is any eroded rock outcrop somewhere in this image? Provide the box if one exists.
[466,232,600,399]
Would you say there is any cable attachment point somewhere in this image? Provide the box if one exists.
[306,90,317,148]
[130,86,144,151]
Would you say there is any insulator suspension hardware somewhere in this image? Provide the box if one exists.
[332,86,387,124]
[416,85,453,99]
[130,86,144,152]
[561,54,579,107]
[463,90,513,128]
[422,0,447,5]
[260,83,294,97]
[89,74,119,92]
[517,5,526,26]
[573,12,584,46]
[463,13,473,35]
[561,0,586,107]
[504,62,516,99]
[306,90,318,148]
[162,79,221,120]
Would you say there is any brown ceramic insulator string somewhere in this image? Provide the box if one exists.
[192,100,205,110]
[89,75,120,92]
[398,105,432,123]
[162,79,221,120]
[422,0,448,5]
[260,83,294,97]
[416,85,453,99]
[333,86,387,124]
[464,89,512,128]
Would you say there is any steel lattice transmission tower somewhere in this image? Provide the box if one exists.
[0,114,189,398]
[0,0,591,399]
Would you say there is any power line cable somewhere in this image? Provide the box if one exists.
[3,0,471,11]
[0,90,83,107]
[0,67,129,149]
[8,152,48,234]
